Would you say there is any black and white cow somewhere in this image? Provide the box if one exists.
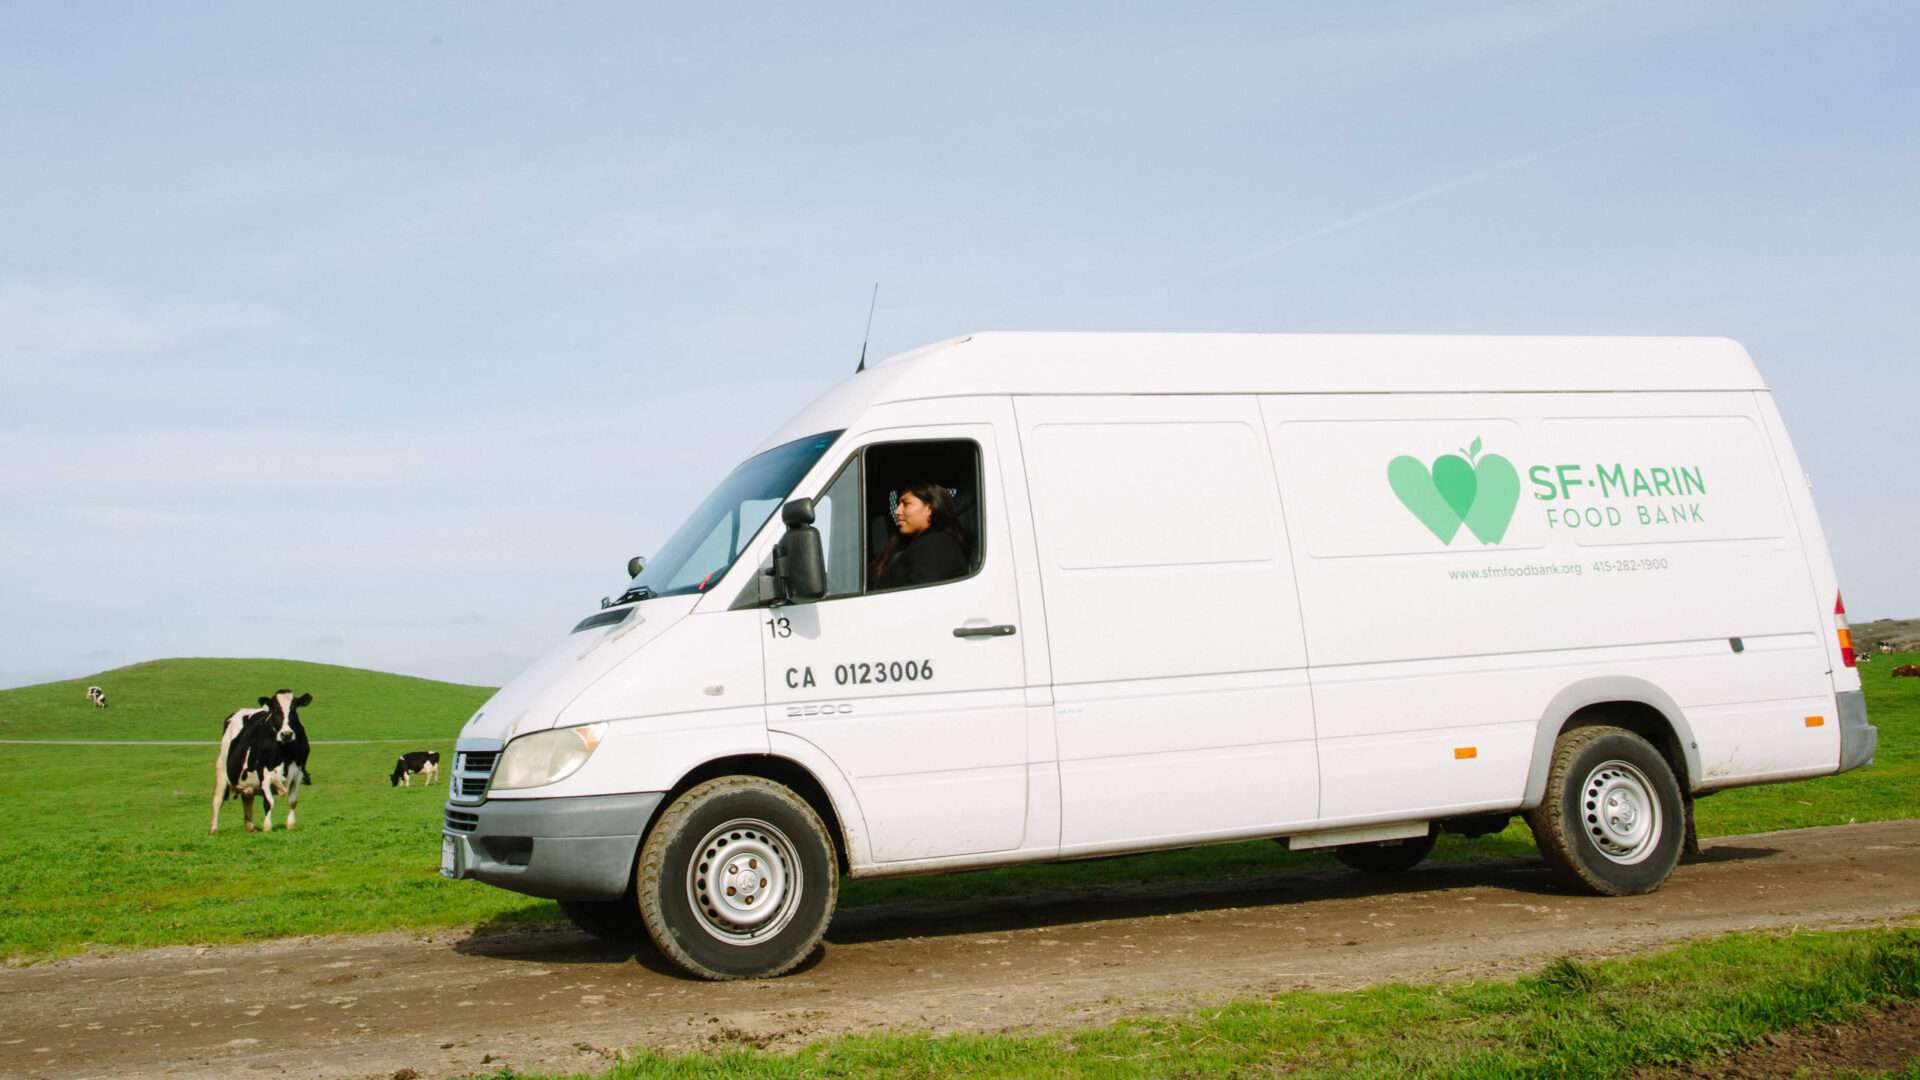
[86,685,107,709]
[390,750,440,787]
[209,690,314,834]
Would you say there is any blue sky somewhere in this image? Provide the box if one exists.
[3,2,1915,688]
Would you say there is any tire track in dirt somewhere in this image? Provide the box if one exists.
[3,820,1916,1080]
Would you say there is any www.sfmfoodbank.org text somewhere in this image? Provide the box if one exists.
[1446,557,1673,582]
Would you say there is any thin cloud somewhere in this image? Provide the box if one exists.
[1217,116,1651,273]
[0,280,277,356]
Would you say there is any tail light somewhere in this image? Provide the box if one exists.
[1835,593,1856,667]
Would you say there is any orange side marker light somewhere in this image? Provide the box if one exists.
[1805,716,1825,727]
[1454,747,1477,759]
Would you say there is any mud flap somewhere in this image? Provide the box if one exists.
[1682,793,1701,862]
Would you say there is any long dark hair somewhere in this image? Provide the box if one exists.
[870,480,967,581]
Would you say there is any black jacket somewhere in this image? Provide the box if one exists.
[874,529,968,590]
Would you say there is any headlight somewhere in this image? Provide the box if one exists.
[491,723,608,791]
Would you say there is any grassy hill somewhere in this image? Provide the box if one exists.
[0,659,529,959]
[0,657,495,742]
[1856,618,1920,653]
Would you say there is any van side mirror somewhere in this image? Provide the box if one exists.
[770,499,826,604]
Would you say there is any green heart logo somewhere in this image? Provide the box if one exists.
[1388,455,1463,543]
[1388,436,1520,546]
[1462,453,1519,543]
[1432,454,1478,520]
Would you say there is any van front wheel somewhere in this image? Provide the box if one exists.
[636,777,838,980]
[1525,725,1684,896]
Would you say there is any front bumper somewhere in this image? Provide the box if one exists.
[441,791,664,901]
[1836,690,1876,774]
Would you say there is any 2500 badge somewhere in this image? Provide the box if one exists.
[783,659,934,689]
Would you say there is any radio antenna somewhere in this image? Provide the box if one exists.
[855,282,879,372]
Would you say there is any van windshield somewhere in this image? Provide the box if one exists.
[620,431,843,601]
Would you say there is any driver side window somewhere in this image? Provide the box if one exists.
[766,437,984,608]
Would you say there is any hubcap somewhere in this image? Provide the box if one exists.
[1581,759,1662,865]
[686,818,802,945]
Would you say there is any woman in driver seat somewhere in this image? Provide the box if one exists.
[871,481,969,590]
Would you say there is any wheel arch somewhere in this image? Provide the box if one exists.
[1521,678,1700,809]
[653,755,853,875]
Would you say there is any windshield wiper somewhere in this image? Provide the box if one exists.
[601,584,655,609]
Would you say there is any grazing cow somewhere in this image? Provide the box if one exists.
[209,690,314,834]
[390,750,441,787]
[1893,664,1920,678]
[1880,643,1896,654]
[86,686,107,708]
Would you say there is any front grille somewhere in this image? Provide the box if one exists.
[448,740,504,805]
[457,750,498,797]
[444,809,479,833]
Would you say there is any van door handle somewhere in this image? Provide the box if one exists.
[953,624,1017,638]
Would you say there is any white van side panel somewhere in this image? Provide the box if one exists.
[1016,396,1319,851]
[1262,390,1838,819]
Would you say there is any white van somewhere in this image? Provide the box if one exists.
[442,332,1875,980]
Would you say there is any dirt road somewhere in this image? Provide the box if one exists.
[4,820,1917,1080]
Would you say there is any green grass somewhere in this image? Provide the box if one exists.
[1855,1066,1920,1080]
[490,926,1920,1079]
[0,654,1914,961]
[0,659,549,957]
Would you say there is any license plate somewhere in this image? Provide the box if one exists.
[440,835,457,878]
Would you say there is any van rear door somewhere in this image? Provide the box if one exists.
[1753,393,1862,698]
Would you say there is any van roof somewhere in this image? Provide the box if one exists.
[762,332,1766,450]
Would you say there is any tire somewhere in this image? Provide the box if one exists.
[636,776,838,980]
[1332,830,1437,875]
[558,898,642,943]
[1524,725,1684,896]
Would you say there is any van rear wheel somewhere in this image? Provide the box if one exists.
[636,776,838,980]
[1332,830,1437,875]
[1525,725,1684,896]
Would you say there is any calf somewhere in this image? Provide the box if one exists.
[209,690,314,834]
[1893,664,1920,678]
[86,686,107,709]
[390,750,440,787]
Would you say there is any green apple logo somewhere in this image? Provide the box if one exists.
[1388,436,1520,545]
